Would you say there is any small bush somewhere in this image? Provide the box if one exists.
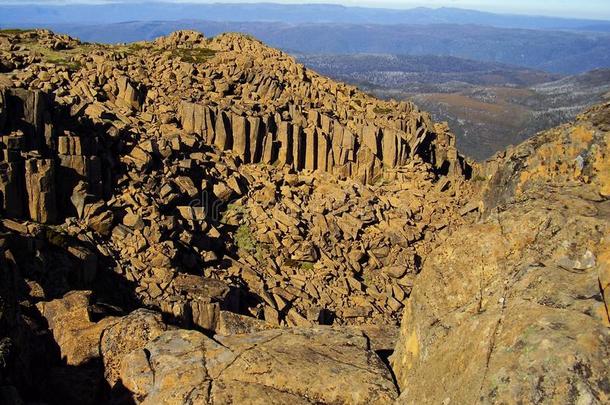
[235,224,256,253]
[300,262,314,271]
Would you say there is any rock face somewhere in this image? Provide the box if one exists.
[391,103,610,404]
[19,288,398,404]
[117,327,397,404]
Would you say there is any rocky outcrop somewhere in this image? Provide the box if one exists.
[117,327,397,404]
[37,291,119,366]
[177,99,462,184]
[0,30,474,334]
[223,166,469,326]
[26,288,398,404]
[171,32,466,183]
[391,103,610,404]
[0,87,104,224]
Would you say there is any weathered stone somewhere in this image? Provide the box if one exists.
[116,76,145,110]
[392,108,610,404]
[232,113,248,159]
[36,291,118,366]
[24,158,56,223]
[127,146,152,171]
[214,110,231,150]
[101,309,168,387]
[119,327,398,404]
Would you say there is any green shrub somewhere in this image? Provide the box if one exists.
[373,106,393,115]
[235,224,256,253]
[171,47,216,63]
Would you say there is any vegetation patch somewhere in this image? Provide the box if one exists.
[300,261,315,271]
[21,42,87,71]
[170,47,216,64]
[46,56,82,71]
[373,106,393,115]
[284,258,316,270]
[0,28,34,36]
[235,224,257,254]
[221,203,245,224]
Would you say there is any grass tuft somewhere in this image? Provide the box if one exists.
[170,47,216,64]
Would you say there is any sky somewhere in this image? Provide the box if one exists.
[1,0,609,20]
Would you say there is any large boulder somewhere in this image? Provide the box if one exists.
[36,291,118,366]
[391,103,610,404]
[100,309,169,387]
[118,327,398,404]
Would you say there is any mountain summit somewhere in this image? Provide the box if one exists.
[0,28,608,404]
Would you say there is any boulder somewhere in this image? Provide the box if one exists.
[118,327,398,404]
[101,309,169,387]
[36,291,118,366]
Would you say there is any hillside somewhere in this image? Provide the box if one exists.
[298,53,560,91]
[0,29,467,403]
[0,29,608,405]
[409,69,610,159]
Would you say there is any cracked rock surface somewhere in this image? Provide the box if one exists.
[391,103,610,404]
[118,327,397,404]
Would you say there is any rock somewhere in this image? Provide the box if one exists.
[24,158,57,223]
[216,311,274,335]
[119,327,398,404]
[100,309,168,387]
[127,146,152,171]
[36,291,118,366]
[382,265,407,279]
[177,205,206,221]
[70,180,90,218]
[84,203,115,236]
[391,107,610,404]
[115,76,145,110]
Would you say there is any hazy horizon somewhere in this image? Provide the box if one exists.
[0,0,609,21]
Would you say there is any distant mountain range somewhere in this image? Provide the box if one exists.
[1,3,610,31]
[10,20,610,75]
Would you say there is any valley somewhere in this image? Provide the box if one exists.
[300,54,610,159]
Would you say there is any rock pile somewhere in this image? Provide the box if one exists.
[221,163,470,326]
[0,29,471,403]
[0,29,473,334]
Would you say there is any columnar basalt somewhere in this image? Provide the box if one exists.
[4,29,605,405]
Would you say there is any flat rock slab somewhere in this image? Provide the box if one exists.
[119,327,398,404]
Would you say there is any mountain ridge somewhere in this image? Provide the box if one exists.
[19,20,610,75]
[1,3,610,30]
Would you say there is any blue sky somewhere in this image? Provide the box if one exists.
[1,0,609,20]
